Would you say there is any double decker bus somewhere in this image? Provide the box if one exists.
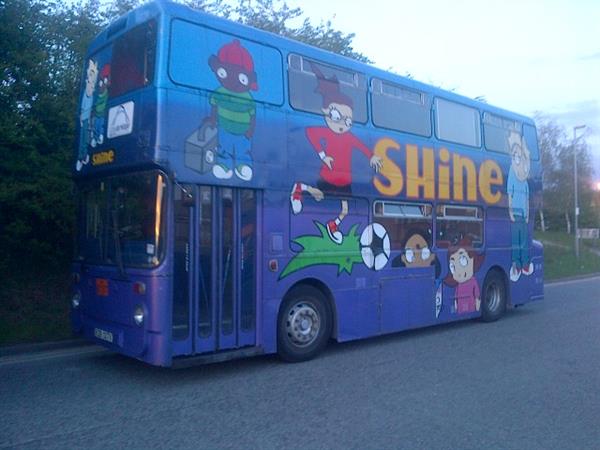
[72,1,544,367]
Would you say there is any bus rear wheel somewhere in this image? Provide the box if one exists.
[277,285,331,362]
[481,270,507,322]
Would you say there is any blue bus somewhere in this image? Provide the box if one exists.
[72,0,544,367]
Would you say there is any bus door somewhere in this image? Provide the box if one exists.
[373,201,436,333]
[379,267,435,334]
[172,185,258,356]
[197,187,258,353]
[172,183,194,356]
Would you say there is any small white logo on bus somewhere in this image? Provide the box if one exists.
[107,101,134,138]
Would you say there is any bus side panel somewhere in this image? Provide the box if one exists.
[261,188,381,354]
[511,240,543,305]
[261,277,380,355]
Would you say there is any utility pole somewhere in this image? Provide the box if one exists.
[573,124,586,259]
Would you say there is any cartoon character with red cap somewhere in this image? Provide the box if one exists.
[91,63,110,148]
[290,63,382,244]
[204,39,258,181]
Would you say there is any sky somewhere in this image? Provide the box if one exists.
[284,0,600,175]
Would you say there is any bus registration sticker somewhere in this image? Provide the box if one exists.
[94,328,114,343]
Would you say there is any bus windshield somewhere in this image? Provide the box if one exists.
[77,171,167,268]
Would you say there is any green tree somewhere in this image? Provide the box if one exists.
[0,0,107,274]
[185,0,232,17]
[535,115,597,232]
[182,0,370,62]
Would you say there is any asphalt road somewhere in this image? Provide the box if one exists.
[2,277,600,450]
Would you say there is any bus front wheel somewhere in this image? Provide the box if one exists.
[277,285,332,362]
[481,270,507,322]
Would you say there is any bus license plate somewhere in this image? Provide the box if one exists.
[94,328,114,343]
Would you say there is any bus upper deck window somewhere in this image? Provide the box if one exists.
[110,20,157,98]
[288,54,368,124]
[483,112,523,154]
[371,78,432,137]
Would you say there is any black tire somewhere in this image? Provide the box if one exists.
[277,285,332,362]
[481,270,507,322]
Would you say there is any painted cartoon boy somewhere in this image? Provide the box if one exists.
[393,231,435,268]
[507,131,533,282]
[91,64,110,148]
[205,39,257,181]
[77,59,98,171]
[290,64,382,244]
[443,238,484,314]
[392,230,443,317]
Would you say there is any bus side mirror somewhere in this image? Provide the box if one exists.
[176,184,194,208]
[182,192,194,208]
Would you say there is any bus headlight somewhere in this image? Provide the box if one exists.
[72,291,81,309]
[133,305,145,326]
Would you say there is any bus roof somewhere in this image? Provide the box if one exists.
[87,0,534,126]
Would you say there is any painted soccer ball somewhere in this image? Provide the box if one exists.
[360,223,390,271]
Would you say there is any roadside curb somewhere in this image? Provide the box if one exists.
[545,273,600,286]
[0,338,91,358]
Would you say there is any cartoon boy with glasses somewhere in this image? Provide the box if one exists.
[392,230,443,318]
[507,131,533,281]
[290,63,382,244]
[76,59,98,171]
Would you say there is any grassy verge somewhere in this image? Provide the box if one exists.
[0,271,72,345]
[535,230,600,280]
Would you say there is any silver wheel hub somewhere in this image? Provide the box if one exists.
[486,283,501,311]
[286,302,320,347]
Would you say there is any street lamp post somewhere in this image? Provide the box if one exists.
[573,124,586,259]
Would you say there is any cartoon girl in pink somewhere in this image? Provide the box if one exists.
[290,63,382,244]
[443,238,485,314]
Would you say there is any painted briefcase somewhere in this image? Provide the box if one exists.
[184,122,218,173]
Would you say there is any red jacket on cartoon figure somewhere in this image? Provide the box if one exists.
[306,127,373,187]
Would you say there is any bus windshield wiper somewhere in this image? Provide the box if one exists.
[111,209,128,280]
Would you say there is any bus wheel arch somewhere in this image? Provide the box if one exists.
[277,279,336,362]
[481,266,508,322]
